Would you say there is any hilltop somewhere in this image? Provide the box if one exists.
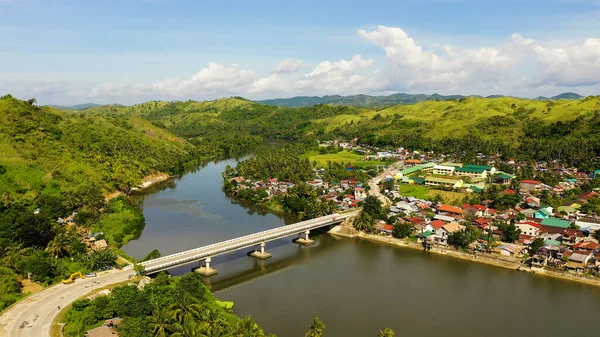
[0,94,200,204]
[257,92,586,108]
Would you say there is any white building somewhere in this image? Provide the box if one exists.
[433,165,455,176]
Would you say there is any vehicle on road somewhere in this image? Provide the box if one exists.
[62,271,85,284]
[85,272,97,277]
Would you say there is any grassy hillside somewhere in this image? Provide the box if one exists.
[0,95,200,205]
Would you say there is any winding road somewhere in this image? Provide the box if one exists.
[0,270,130,337]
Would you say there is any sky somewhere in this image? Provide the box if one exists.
[1,0,600,105]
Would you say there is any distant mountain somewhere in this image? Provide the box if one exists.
[257,93,468,108]
[534,92,584,101]
[49,103,102,110]
[257,92,585,108]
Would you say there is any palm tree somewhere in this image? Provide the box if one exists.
[231,316,264,337]
[378,327,395,337]
[170,293,202,323]
[305,317,325,337]
[149,307,171,337]
[171,313,207,337]
[46,231,71,259]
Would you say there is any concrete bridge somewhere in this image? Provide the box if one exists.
[134,212,353,275]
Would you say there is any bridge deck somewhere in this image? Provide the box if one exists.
[138,213,350,273]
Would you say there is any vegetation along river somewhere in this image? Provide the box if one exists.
[124,156,600,337]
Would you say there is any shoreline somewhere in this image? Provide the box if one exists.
[330,226,600,288]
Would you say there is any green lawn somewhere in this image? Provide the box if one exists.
[398,184,465,205]
[303,150,385,168]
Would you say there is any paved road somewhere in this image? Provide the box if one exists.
[0,270,130,337]
[368,161,402,207]
[140,213,350,273]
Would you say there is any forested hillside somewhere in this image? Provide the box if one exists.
[81,95,600,171]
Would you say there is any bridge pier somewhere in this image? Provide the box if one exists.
[295,229,315,246]
[249,242,272,259]
[195,257,217,276]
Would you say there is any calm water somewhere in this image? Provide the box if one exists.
[124,158,600,337]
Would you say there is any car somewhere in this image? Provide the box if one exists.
[85,272,97,277]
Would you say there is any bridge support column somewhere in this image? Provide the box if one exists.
[295,229,315,246]
[250,242,272,259]
[196,257,217,276]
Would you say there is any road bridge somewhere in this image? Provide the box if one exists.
[132,212,353,275]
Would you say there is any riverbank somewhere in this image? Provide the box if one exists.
[330,225,600,288]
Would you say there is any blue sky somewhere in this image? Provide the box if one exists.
[1,0,600,104]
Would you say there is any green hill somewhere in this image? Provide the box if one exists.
[0,95,200,205]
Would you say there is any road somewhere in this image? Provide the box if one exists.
[368,161,402,207]
[0,269,130,337]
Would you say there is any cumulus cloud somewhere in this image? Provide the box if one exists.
[512,34,600,87]
[358,26,518,93]
[296,55,379,94]
[273,58,303,74]
[248,74,289,94]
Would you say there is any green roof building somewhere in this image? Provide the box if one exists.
[540,217,571,229]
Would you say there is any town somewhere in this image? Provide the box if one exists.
[227,139,600,277]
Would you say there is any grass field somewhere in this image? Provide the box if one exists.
[398,184,465,205]
[303,150,386,168]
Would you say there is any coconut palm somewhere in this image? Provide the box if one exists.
[148,307,171,337]
[305,317,325,337]
[170,293,202,323]
[45,231,71,259]
[231,316,264,337]
[378,327,395,337]
[170,313,207,337]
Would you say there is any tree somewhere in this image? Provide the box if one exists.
[305,317,325,337]
[378,328,395,337]
[170,313,206,337]
[148,307,172,337]
[594,230,600,242]
[363,195,384,219]
[498,222,521,243]
[392,222,413,239]
[528,237,545,255]
[231,316,264,337]
[120,316,153,337]
[170,293,202,323]
[447,228,477,250]
[143,249,162,262]
[354,212,374,233]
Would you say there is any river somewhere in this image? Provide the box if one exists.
[124,157,600,337]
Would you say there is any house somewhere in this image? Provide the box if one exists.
[381,224,394,234]
[525,197,541,209]
[493,172,514,184]
[562,229,585,247]
[404,159,421,166]
[93,239,108,251]
[441,222,465,236]
[496,244,522,257]
[534,206,553,219]
[515,221,541,237]
[433,214,456,222]
[520,180,541,191]
[424,219,446,233]
[437,204,464,216]
[566,251,593,271]
[540,217,571,229]
[354,187,367,201]
[572,241,600,252]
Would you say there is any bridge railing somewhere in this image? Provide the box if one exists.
[142,213,348,271]
[141,213,344,267]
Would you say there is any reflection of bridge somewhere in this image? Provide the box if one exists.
[131,213,352,275]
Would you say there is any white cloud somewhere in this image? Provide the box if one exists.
[248,74,289,94]
[513,35,600,87]
[358,26,518,93]
[273,58,303,74]
[296,55,379,94]
[148,62,258,96]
